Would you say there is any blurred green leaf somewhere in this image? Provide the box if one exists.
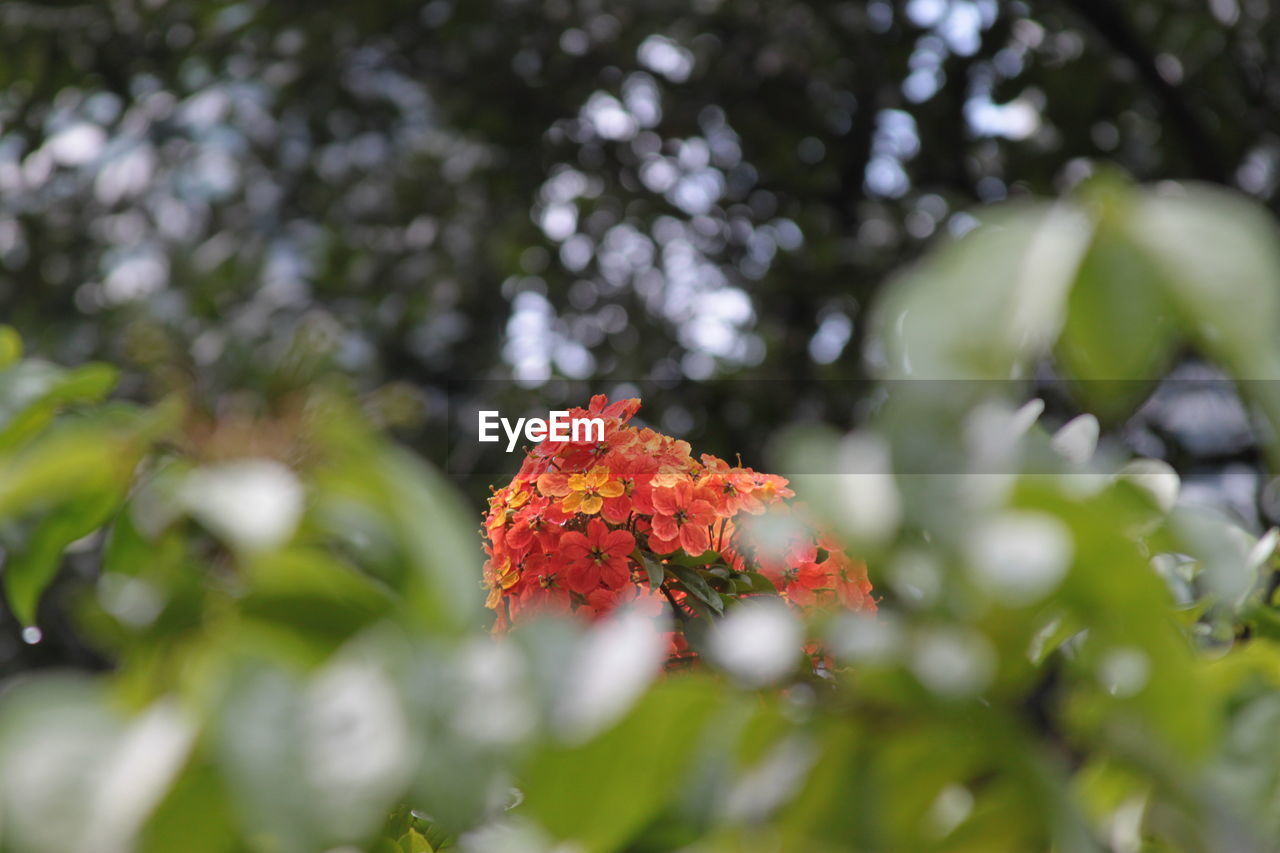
[215,652,413,853]
[0,424,136,518]
[237,547,398,660]
[520,678,719,853]
[0,361,118,450]
[0,327,21,368]
[0,679,192,853]
[1127,185,1280,379]
[1056,225,1177,419]
[877,202,1092,380]
[4,485,123,626]
[314,425,483,634]
[137,763,239,853]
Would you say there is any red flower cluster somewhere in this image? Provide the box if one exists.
[481,396,874,636]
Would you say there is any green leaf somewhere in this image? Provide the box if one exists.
[1056,225,1177,420]
[1126,184,1280,378]
[413,818,454,851]
[666,565,723,614]
[214,656,409,852]
[875,202,1092,380]
[669,549,720,568]
[0,361,119,450]
[0,681,193,853]
[314,436,483,635]
[640,553,664,591]
[1121,185,1280,467]
[400,828,434,853]
[681,593,719,623]
[4,484,125,625]
[520,679,719,853]
[237,547,397,659]
[1243,603,1280,642]
[103,502,157,577]
[734,571,780,595]
[383,804,414,840]
[1027,611,1083,665]
[138,763,239,853]
[0,326,21,369]
[0,362,63,437]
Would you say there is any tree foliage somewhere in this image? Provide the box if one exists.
[1,179,1280,850]
[4,0,1280,490]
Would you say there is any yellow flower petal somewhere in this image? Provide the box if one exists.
[580,495,604,514]
[653,469,683,488]
[562,492,584,512]
[597,480,624,498]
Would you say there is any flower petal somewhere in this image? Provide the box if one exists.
[597,480,625,498]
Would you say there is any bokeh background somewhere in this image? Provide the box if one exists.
[4,0,1278,669]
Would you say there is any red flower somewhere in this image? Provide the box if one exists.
[561,518,636,594]
[649,480,716,555]
[698,457,768,517]
[588,394,641,421]
[521,396,640,476]
[598,453,658,522]
[749,471,794,501]
[506,498,568,555]
[778,560,832,606]
[482,395,874,636]
[564,415,639,470]
[582,583,665,621]
[510,550,572,617]
[829,552,876,611]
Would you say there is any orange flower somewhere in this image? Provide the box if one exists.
[480,395,875,639]
[507,485,531,509]
[536,471,570,497]
[561,466,624,515]
[561,518,636,594]
[650,480,717,555]
[482,556,520,609]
